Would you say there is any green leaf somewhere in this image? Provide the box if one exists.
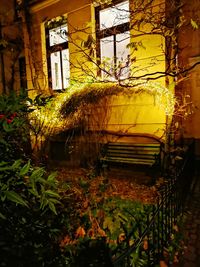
[1,194,6,201]
[40,201,49,212]
[20,160,31,176]
[48,198,61,204]
[30,167,45,181]
[48,202,57,215]
[118,212,128,222]
[103,216,114,230]
[2,121,13,132]
[130,247,140,265]
[28,188,39,197]
[0,212,6,220]
[0,161,7,167]
[47,172,57,182]
[37,177,47,184]
[1,184,7,191]
[4,191,28,207]
[0,164,13,172]
[0,138,8,146]
[12,159,22,169]
[45,190,60,198]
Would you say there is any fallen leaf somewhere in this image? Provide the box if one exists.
[76,226,86,238]
[160,260,168,267]
[143,239,148,250]
[97,227,107,237]
[118,233,126,243]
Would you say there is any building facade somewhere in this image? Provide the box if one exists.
[1,0,200,158]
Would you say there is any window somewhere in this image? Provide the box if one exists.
[46,22,70,90]
[96,0,130,80]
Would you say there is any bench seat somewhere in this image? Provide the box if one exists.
[100,142,162,169]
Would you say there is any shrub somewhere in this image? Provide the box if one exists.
[0,159,70,267]
[0,91,31,161]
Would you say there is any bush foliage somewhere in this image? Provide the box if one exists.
[0,159,71,266]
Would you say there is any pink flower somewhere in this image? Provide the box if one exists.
[12,112,17,117]
[6,119,13,124]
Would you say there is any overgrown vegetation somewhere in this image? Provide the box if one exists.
[0,87,187,266]
[56,170,186,267]
[29,81,174,162]
[0,160,68,266]
[0,91,31,161]
[0,92,68,266]
[0,0,196,264]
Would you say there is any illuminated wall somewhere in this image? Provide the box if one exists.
[23,0,170,139]
[24,0,92,95]
[88,93,167,139]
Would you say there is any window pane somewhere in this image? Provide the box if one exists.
[49,24,68,46]
[100,35,114,79]
[99,1,129,30]
[50,51,62,90]
[62,49,70,88]
[116,31,130,78]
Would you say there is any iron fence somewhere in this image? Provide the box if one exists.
[112,141,195,267]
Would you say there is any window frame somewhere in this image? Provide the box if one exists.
[95,0,130,79]
[45,21,70,91]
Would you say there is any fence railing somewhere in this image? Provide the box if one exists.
[112,141,195,267]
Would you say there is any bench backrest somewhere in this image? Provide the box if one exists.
[101,142,162,166]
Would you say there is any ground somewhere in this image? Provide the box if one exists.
[55,166,162,204]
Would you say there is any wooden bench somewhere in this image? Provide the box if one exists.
[99,142,163,171]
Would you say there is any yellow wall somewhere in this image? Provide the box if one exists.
[23,0,169,139]
[129,0,166,86]
[25,0,92,96]
[131,34,166,85]
[89,93,166,139]
[26,0,167,88]
[2,0,200,153]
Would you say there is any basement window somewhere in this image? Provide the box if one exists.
[46,21,70,90]
[96,0,130,80]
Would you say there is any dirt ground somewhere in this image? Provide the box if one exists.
[55,166,162,204]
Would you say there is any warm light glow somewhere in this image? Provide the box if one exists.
[29,81,175,148]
